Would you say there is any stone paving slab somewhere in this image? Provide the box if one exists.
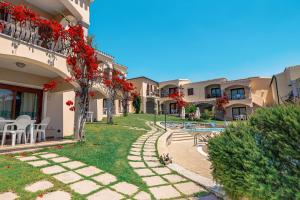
[41,165,66,175]
[174,182,204,195]
[61,161,86,170]
[143,149,156,153]
[143,152,156,156]
[134,191,152,200]
[36,191,71,200]
[0,192,18,200]
[92,173,117,185]
[145,161,161,167]
[53,171,82,184]
[25,180,53,192]
[129,162,146,168]
[17,156,39,162]
[128,155,142,161]
[143,156,159,161]
[39,153,59,159]
[75,166,102,177]
[149,185,181,199]
[87,188,123,200]
[70,180,101,195]
[28,160,50,167]
[50,157,71,163]
[130,151,141,156]
[142,176,167,186]
[111,182,139,196]
[134,168,155,177]
[131,148,142,152]
[163,174,187,183]
[151,167,172,175]
[32,152,49,155]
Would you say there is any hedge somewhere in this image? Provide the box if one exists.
[208,104,300,200]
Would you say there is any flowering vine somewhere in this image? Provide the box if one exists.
[0,2,101,141]
[169,91,186,109]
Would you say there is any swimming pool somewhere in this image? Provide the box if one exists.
[186,127,225,132]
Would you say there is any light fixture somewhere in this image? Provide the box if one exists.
[16,62,26,68]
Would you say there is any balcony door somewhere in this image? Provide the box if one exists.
[232,107,247,120]
[230,88,245,100]
[0,84,43,121]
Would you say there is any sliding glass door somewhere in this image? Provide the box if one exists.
[0,84,42,121]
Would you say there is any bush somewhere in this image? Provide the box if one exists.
[201,109,213,120]
[185,103,197,114]
[208,104,300,200]
[132,96,141,114]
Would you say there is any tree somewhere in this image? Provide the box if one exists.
[132,91,141,114]
[2,2,102,141]
[215,92,229,120]
[102,69,126,124]
[169,91,186,113]
[208,104,300,200]
[119,80,135,117]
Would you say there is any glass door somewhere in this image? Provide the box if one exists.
[0,89,14,119]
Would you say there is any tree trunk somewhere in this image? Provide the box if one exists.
[106,97,114,124]
[122,98,128,117]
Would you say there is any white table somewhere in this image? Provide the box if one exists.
[0,119,36,144]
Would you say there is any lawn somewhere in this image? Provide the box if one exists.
[0,114,215,199]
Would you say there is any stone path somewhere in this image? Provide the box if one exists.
[9,151,150,200]
[128,122,207,199]
[1,122,211,200]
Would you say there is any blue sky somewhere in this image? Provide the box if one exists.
[89,0,300,82]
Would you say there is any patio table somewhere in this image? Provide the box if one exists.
[0,119,36,144]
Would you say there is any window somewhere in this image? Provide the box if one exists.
[230,88,245,100]
[0,84,42,121]
[187,88,194,96]
[211,88,221,98]
[169,103,178,114]
[232,107,247,120]
[103,99,108,114]
[169,87,178,95]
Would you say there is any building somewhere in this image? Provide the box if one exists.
[127,76,160,114]
[270,65,300,104]
[159,77,272,120]
[0,0,126,141]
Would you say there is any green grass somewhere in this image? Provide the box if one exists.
[0,155,83,200]
[48,123,148,191]
[0,114,217,198]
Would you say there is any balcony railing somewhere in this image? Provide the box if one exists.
[230,94,246,100]
[146,90,159,97]
[206,94,221,99]
[0,15,67,55]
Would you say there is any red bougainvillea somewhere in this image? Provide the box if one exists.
[216,93,229,113]
[43,80,57,92]
[169,91,186,109]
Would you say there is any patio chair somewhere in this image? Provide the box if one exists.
[0,117,5,135]
[1,118,31,146]
[34,117,51,142]
[16,115,31,120]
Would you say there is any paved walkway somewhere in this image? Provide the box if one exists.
[128,122,207,199]
[0,122,214,200]
[7,152,150,200]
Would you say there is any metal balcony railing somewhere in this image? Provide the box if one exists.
[0,15,67,55]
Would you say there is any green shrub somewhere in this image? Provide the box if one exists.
[208,104,300,200]
[132,96,141,114]
[201,109,213,120]
[185,103,197,114]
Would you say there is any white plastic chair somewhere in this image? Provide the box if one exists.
[34,117,51,142]
[1,118,31,146]
[0,117,5,135]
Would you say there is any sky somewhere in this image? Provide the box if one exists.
[89,0,300,82]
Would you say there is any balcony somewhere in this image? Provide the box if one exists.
[0,16,67,55]
[206,93,221,99]
[146,90,159,97]
[229,94,246,100]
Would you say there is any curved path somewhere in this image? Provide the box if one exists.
[128,122,208,199]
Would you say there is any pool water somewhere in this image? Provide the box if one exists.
[186,128,225,132]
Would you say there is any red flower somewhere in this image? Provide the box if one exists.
[38,194,44,198]
[69,106,75,111]
[66,100,74,106]
[43,80,57,91]
[89,91,96,97]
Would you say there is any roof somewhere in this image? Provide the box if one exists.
[127,76,159,84]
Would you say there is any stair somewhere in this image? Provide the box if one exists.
[172,132,194,142]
